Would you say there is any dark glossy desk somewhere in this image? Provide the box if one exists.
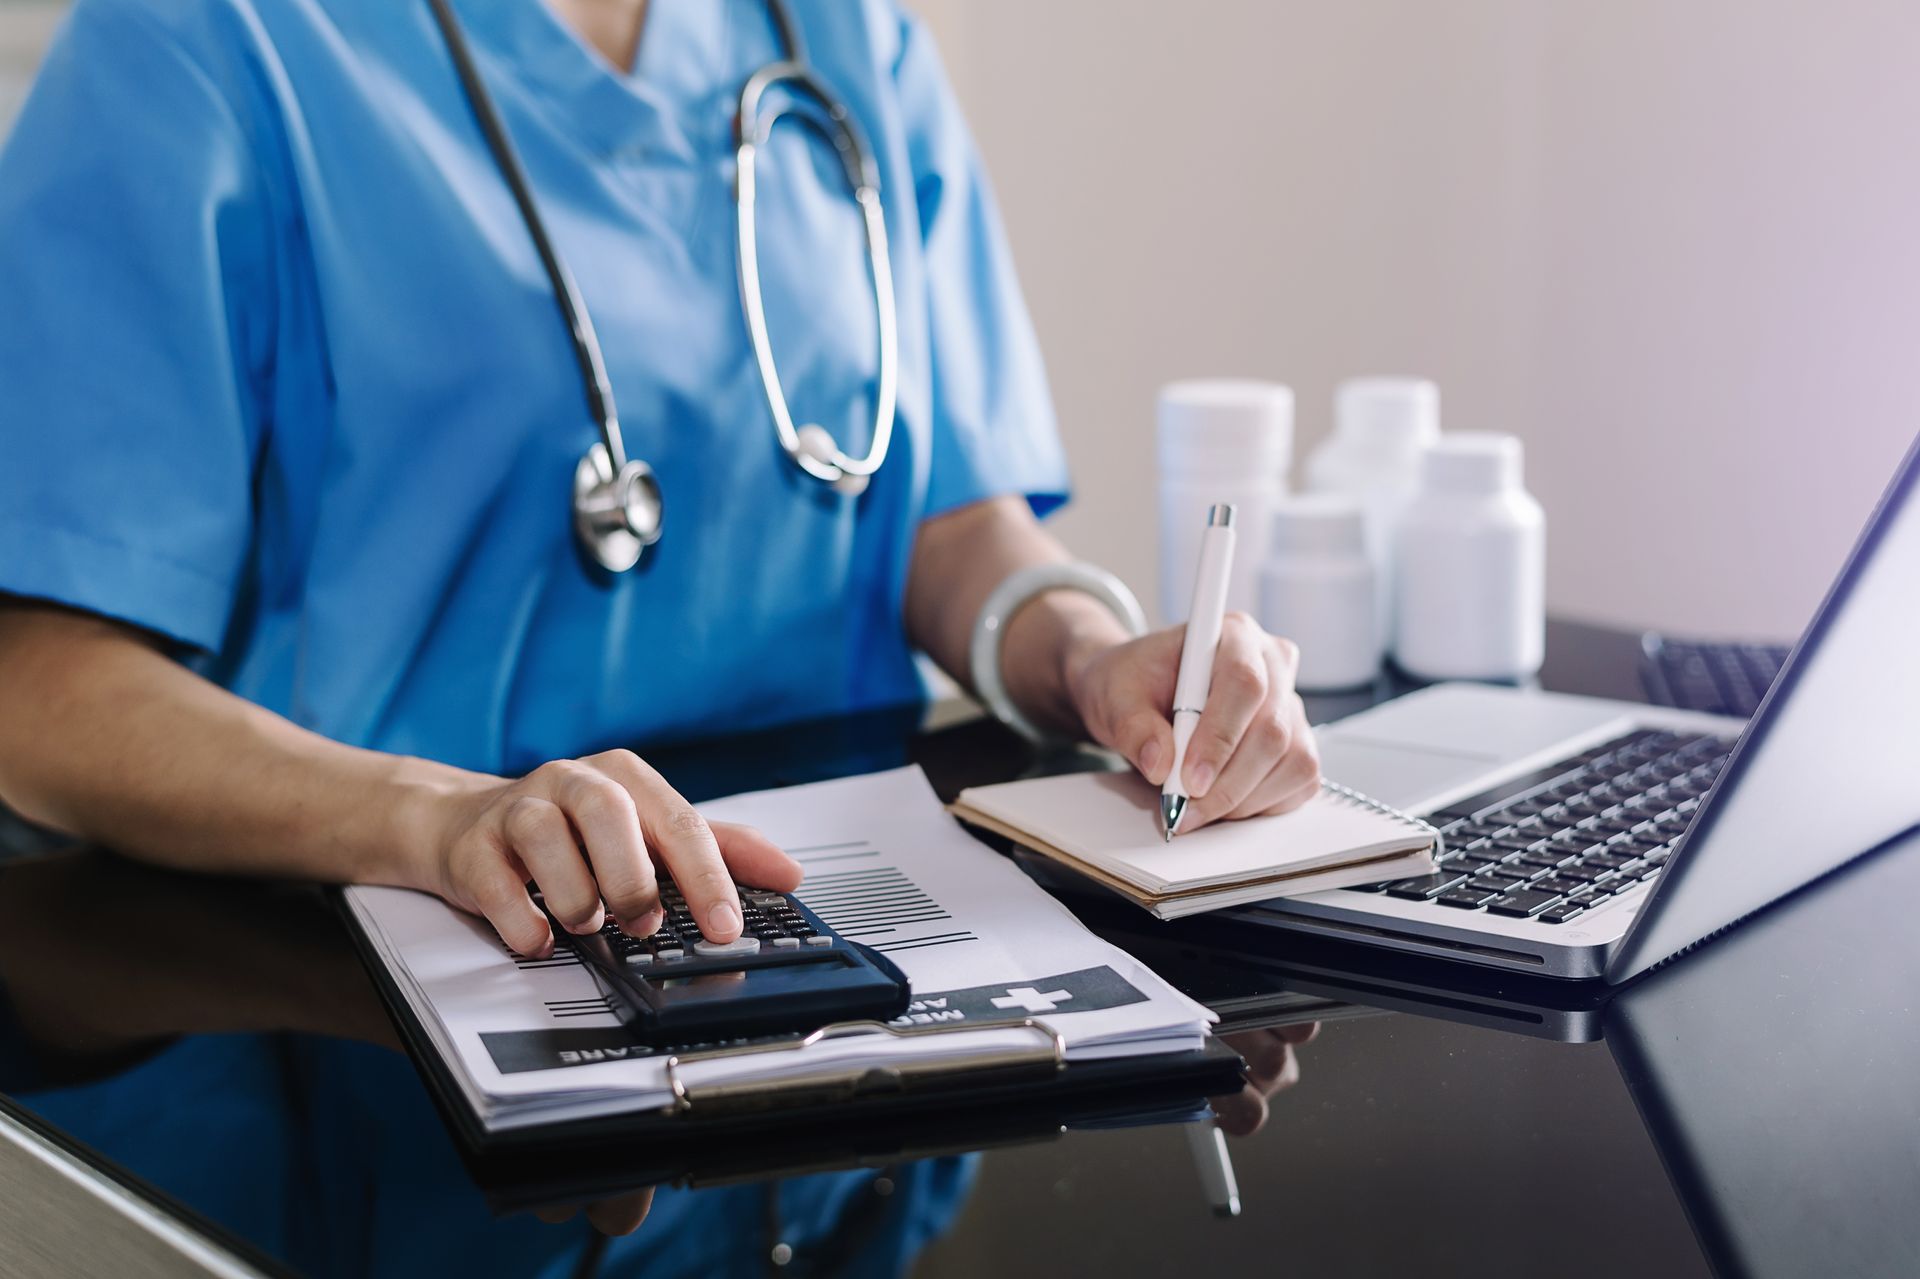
[2,622,1915,1278]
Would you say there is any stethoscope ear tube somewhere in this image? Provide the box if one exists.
[427,0,897,573]
[425,0,628,471]
[735,64,898,491]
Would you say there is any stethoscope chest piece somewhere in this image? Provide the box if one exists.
[573,441,663,573]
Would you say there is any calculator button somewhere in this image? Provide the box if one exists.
[626,952,653,966]
[692,936,762,958]
[804,935,833,947]
[772,936,801,948]
[654,947,686,960]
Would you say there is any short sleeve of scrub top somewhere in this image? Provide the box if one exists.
[0,0,277,653]
[0,0,1071,771]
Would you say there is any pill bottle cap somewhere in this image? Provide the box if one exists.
[1158,380,1294,475]
[1422,432,1523,495]
[1268,493,1367,555]
[1334,377,1440,459]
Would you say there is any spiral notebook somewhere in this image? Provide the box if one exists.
[951,771,1440,920]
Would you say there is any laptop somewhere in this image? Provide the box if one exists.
[1233,430,1920,982]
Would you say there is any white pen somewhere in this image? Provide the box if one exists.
[1161,503,1237,840]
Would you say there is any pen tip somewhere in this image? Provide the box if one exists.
[1160,794,1187,841]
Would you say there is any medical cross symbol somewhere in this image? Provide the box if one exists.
[990,986,1072,1014]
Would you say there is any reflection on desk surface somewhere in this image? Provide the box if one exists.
[5,821,1917,1277]
[2,664,1916,1278]
[0,849,986,1275]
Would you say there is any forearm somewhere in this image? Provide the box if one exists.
[905,496,1132,737]
[0,602,475,890]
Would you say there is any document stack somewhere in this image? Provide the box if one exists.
[343,767,1215,1138]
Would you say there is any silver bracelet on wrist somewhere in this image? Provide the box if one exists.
[968,561,1149,745]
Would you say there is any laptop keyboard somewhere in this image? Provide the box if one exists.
[1353,728,1736,925]
[1642,636,1790,718]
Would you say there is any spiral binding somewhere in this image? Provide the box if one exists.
[1320,779,1445,853]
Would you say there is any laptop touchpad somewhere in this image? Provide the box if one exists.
[1315,737,1502,814]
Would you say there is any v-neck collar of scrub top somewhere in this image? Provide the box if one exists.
[447,0,762,165]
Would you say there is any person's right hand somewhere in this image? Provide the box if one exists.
[1209,1022,1320,1137]
[419,750,803,958]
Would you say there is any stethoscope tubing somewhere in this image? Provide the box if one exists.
[734,61,899,486]
[425,0,899,568]
[425,0,629,472]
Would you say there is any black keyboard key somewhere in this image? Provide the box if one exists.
[1435,886,1499,909]
[1539,902,1588,924]
[1534,876,1588,898]
[1486,888,1562,917]
[1385,872,1467,900]
[1516,848,1575,870]
[1466,873,1526,894]
[1431,740,1635,820]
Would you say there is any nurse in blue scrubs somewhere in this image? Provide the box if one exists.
[0,0,1320,957]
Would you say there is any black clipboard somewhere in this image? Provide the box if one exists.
[335,891,1245,1170]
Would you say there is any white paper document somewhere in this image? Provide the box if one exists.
[343,766,1215,1131]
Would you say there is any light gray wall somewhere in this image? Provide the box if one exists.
[916,0,1920,639]
[7,1,1912,639]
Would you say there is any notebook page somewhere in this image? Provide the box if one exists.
[956,770,1431,894]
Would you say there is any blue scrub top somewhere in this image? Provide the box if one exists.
[0,0,1067,772]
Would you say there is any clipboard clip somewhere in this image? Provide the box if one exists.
[662,1018,1067,1116]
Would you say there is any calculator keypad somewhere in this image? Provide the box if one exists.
[594,882,828,966]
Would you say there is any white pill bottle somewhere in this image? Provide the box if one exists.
[1303,377,1440,645]
[1156,380,1294,623]
[1393,433,1545,682]
[1258,495,1381,691]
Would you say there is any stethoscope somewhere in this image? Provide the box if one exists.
[426,0,899,573]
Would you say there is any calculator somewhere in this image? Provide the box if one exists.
[551,879,911,1046]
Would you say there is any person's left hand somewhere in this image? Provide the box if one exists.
[1067,613,1322,832]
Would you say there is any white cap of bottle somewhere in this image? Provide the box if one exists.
[1331,377,1440,460]
[1267,492,1368,554]
[1156,380,1295,476]
[1421,431,1524,495]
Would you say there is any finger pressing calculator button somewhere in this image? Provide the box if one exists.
[692,936,762,958]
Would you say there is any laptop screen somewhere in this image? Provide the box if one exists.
[1607,432,1920,981]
